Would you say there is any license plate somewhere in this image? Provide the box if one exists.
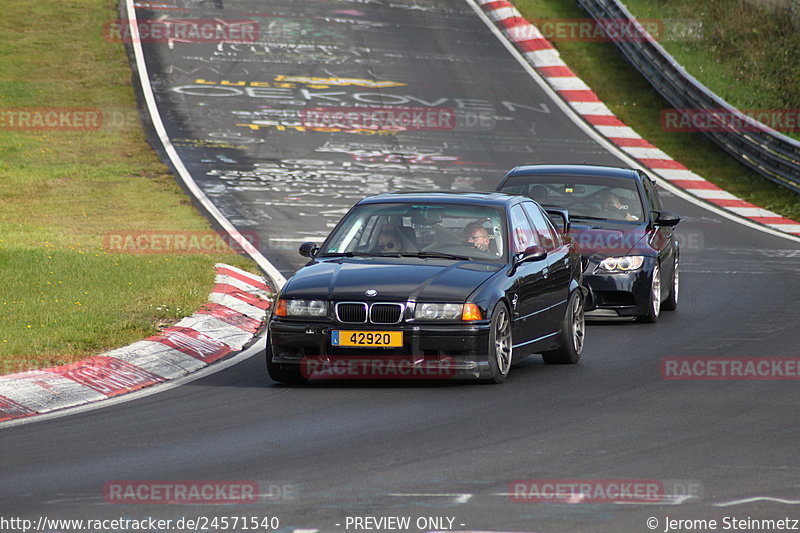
[332,330,403,347]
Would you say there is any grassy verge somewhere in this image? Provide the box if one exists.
[625,0,800,139]
[0,0,261,373]
[513,0,800,221]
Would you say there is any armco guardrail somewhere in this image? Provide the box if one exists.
[576,0,800,194]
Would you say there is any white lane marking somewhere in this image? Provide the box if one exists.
[491,492,695,505]
[715,497,800,507]
[614,495,697,505]
[123,0,286,287]
[0,336,266,429]
[389,493,473,504]
[467,0,800,244]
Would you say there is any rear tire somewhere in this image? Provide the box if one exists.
[542,290,585,364]
[482,303,512,384]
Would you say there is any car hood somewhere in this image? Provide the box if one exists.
[282,258,502,302]
[569,222,651,257]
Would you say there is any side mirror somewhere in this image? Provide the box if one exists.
[545,208,571,234]
[299,242,319,258]
[653,211,681,227]
[519,245,548,263]
[510,245,547,275]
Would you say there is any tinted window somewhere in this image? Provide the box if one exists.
[509,204,538,253]
[521,202,561,251]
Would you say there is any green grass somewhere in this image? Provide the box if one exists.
[0,0,261,372]
[625,0,800,125]
[513,0,800,221]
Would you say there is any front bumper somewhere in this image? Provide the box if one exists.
[582,259,654,317]
[267,320,493,379]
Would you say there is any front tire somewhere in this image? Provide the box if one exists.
[662,255,679,312]
[482,303,513,384]
[636,262,661,323]
[542,290,585,364]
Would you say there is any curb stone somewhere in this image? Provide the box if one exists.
[0,263,271,423]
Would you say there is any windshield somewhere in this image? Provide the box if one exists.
[320,202,507,262]
[501,174,645,223]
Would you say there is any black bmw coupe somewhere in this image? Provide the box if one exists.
[266,191,585,384]
[497,164,680,323]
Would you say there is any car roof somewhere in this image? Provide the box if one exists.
[358,191,524,207]
[504,163,641,181]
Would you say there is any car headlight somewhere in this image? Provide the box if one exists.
[277,299,328,317]
[415,303,464,320]
[598,255,645,272]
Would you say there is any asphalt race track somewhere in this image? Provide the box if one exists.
[2,0,800,532]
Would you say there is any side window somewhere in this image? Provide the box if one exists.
[521,202,561,251]
[642,175,662,213]
[509,204,538,253]
[540,207,563,249]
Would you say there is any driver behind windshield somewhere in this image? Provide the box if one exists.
[599,190,639,222]
[463,222,491,251]
[372,227,405,253]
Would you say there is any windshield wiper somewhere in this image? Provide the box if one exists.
[320,252,401,257]
[403,251,471,260]
[319,252,368,257]
[570,215,609,221]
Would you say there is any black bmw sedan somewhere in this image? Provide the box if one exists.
[496,164,680,323]
[266,191,585,384]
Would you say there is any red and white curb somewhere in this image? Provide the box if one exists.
[0,264,271,423]
[476,0,800,237]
